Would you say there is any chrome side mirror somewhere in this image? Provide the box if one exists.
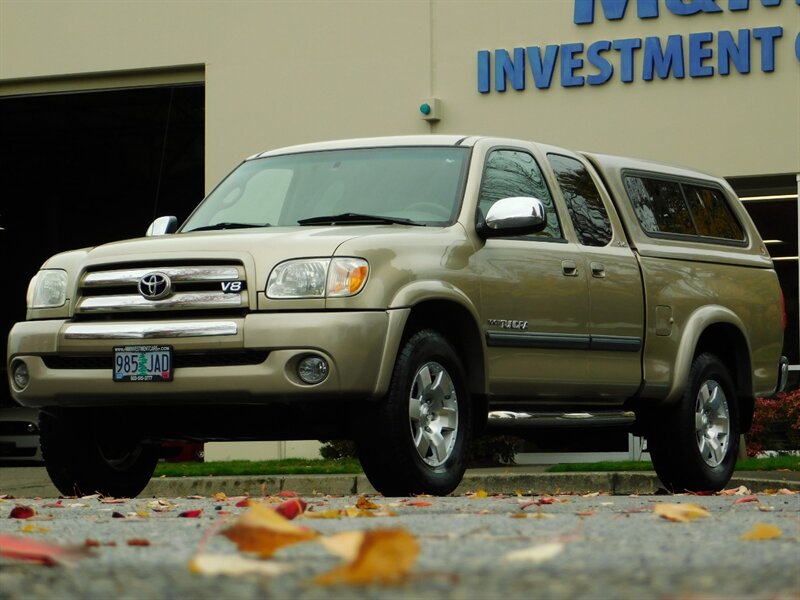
[146,216,177,236]
[477,197,547,239]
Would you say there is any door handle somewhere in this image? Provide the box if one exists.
[561,260,578,277]
[591,262,606,278]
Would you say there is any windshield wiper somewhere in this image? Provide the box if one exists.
[185,222,271,232]
[297,213,423,226]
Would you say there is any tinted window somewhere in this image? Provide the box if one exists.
[477,149,562,239]
[624,176,694,235]
[683,184,744,240]
[548,154,612,247]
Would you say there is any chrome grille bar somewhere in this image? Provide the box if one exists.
[83,266,242,287]
[63,321,239,339]
[76,291,248,313]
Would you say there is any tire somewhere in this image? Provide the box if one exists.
[39,409,159,498]
[356,329,472,496]
[647,353,740,492]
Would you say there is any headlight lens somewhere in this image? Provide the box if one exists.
[28,269,68,308]
[267,258,368,299]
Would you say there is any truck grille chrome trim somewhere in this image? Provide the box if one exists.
[76,291,247,313]
[63,321,239,339]
[82,267,242,287]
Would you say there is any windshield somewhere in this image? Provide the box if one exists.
[182,146,470,231]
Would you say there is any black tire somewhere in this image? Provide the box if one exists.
[39,409,159,498]
[647,353,740,492]
[356,329,472,496]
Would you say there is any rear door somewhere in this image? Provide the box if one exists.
[546,151,644,399]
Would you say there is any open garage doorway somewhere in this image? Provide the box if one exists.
[0,82,205,403]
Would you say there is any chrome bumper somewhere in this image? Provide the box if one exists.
[778,355,789,393]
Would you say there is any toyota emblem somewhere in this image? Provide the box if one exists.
[138,272,172,300]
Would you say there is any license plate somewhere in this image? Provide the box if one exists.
[113,345,173,382]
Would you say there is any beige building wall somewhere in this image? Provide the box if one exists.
[2,0,798,185]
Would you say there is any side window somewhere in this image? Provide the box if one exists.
[683,184,744,241]
[477,149,562,239]
[624,176,694,235]
[547,154,612,247]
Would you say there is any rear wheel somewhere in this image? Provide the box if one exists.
[356,329,472,496]
[647,353,740,492]
[39,409,159,498]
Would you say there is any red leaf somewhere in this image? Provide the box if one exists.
[42,500,64,509]
[9,506,36,519]
[275,498,307,520]
[127,538,150,546]
[179,509,203,518]
[405,501,432,507]
[278,491,298,498]
[734,496,759,505]
[0,534,91,566]
[235,498,251,508]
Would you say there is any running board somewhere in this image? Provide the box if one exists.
[486,410,636,429]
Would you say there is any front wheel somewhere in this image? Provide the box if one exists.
[647,353,740,492]
[39,409,159,498]
[356,329,472,496]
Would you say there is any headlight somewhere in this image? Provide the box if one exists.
[267,258,369,299]
[27,269,68,308]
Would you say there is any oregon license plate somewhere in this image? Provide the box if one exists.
[113,345,173,382]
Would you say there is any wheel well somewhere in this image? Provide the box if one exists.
[694,323,755,431]
[402,300,487,430]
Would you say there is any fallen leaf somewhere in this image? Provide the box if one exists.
[315,528,419,586]
[733,496,759,505]
[127,539,151,546]
[213,492,227,502]
[510,512,554,519]
[186,495,205,500]
[9,506,36,519]
[654,503,710,522]
[19,524,49,534]
[222,501,318,558]
[582,492,601,498]
[319,531,365,561]
[304,509,342,520]
[42,501,64,509]
[344,507,375,518]
[575,511,595,517]
[504,542,565,563]
[520,498,556,510]
[471,490,489,499]
[356,496,381,510]
[405,501,432,508]
[275,498,307,520]
[179,510,203,518]
[189,553,293,576]
[719,486,751,496]
[741,523,782,541]
[99,498,127,504]
[68,503,90,509]
[235,498,252,508]
[0,533,92,566]
[278,491,298,498]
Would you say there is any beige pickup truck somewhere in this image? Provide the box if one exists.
[7,136,788,497]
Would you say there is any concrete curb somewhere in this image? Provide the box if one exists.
[139,472,800,498]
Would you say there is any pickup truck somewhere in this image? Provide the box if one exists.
[7,135,788,497]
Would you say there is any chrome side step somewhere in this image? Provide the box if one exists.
[487,410,636,429]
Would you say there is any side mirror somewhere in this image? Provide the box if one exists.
[477,197,547,239]
[146,216,178,236]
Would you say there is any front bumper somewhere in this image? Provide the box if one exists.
[7,310,407,407]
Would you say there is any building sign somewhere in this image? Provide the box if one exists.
[478,0,799,92]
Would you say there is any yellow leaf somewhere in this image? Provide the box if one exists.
[471,489,488,499]
[189,553,292,576]
[19,524,50,534]
[654,503,710,522]
[213,492,228,502]
[315,528,419,586]
[222,501,318,558]
[303,509,342,520]
[741,523,782,541]
[355,496,381,510]
[319,531,365,561]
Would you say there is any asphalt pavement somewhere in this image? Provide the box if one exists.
[2,465,798,499]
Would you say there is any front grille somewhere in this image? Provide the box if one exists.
[75,263,248,317]
[43,351,270,370]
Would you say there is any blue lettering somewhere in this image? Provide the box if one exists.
[574,0,658,24]
[561,43,586,87]
[753,26,782,71]
[587,40,614,84]
[689,32,715,76]
[613,38,642,82]
[718,29,751,74]
[643,35,685,79]
[526,45,560,88]
[478,50,490,93]
[665,0,723,15]
[495,48,526,92]
[730,0,784,8]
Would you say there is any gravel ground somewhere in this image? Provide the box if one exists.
[0,492,798,600]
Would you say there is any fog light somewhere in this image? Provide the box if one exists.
[297,356,329,385]
[12,362,30,391]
